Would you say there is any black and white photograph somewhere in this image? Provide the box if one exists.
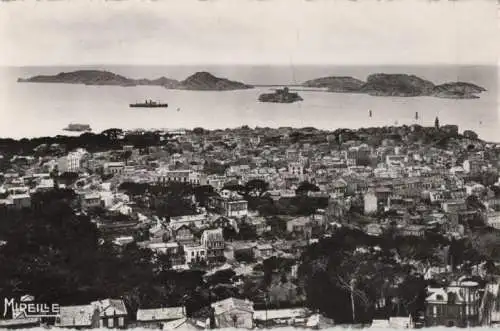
[0,0,499,329]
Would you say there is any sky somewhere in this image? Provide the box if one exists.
[0,0,498,66]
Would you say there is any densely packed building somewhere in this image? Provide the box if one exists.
[1,124,500,329]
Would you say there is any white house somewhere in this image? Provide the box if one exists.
[184,244,207,264]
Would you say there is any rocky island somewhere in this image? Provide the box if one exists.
[17,70,180,88]
[432,82,486,99]
[303,76,365,92]
[177,71,253,91]
[258,87,303,103]
[302,73,486,99]
[17,70,253,91]
[359,73,435,97]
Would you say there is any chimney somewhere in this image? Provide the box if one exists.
[209,307,216,329]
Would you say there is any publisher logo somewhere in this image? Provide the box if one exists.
[3,295,60,319]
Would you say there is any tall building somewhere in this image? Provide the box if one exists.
[364,190,378,215]
[201,228,225,263]
[57,149,87,173]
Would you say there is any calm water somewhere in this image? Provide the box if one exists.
[0,65,498,141]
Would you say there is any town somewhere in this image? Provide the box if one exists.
[1,119,500,329]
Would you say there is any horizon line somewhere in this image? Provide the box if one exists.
[2,63,498,68]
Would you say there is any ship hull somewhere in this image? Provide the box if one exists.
[63,129,92,132]
[63,124,92,132]
[129,104,168,108]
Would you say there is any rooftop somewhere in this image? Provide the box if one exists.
[56,305,97,327]
[136,307,185,322]
[211,297,254,315]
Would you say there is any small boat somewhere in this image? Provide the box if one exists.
[63,123,91,132]
[415,112,419,120]
[369,110,372,118]
[130,99,168,108]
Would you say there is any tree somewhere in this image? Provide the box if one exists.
[237,222,258,241]
[204,161,228,176]
[297,229,425,323]
[222,183,246,196]
[234,249,255,263]
[193,185,217,206]
[101,128,123,141]
[58,171,79,182]
[206,269,236,287]
[263,257,295,287]
[265,216,287,238]
[245,179,269,197]
[466,195,486,211]
[193,127,205,135]
[470,231,500,261]
[0,185,222,311]
[463,130,479,140]
[122,150,132,165]
[222,226,238,242]
[119,182,149,196]
[296,181,320,196]
[395,275,427,317]
[480,171,499,187]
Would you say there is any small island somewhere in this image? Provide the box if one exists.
[359,73,435,97]
[177,71,253,91]
[303,76,365,93]
[258,87,303,103]
[432,82,486,99]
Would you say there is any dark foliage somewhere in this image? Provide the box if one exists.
[297,228,449,323]
[0,189,222,319]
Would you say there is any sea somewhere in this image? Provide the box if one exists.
[0,65,498,142]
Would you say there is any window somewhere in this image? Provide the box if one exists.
[118,317,124,327]
[108,318,114,328]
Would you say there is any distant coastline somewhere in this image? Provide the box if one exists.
[18,69,487,99]
[0,123,490,144]
[1,123,497,144]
